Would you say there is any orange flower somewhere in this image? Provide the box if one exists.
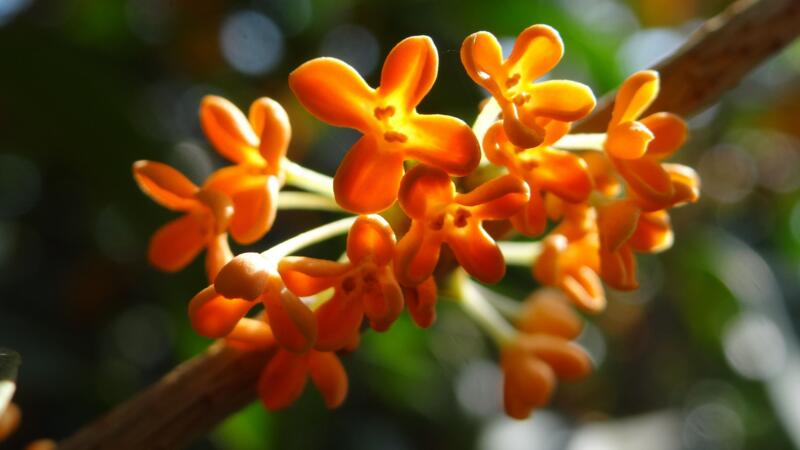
[394,165,529,286]
[289,36,481,213]
[461,25,595,148]
[483,122,592,236]
[258,348,348,411]
[279,215,404,351]
[201,96,291,243]
[190,253,318,353]
[502,288,591,419]
[133,160,233,281]
[403,276,438,328]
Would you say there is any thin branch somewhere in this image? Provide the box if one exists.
[58,0,800,448]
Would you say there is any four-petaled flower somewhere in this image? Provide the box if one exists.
[279,215,404,351]
[394,164,529,286]
[201,96,291,243]
[133,160,233,281]
[258,348,348,411]
[289,36,481,213]
[461,25,596,148]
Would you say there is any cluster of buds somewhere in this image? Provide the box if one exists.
[134,24,699,418]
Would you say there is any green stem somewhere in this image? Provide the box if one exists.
[456,271,515,346]
[552,133,606,151]
[498,241,542,266]
[277,191,343,212]
[282,159,335,198]
[262,216,356,262]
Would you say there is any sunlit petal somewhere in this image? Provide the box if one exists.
[334,135,404,213]
[378,36,438,112]
[404,114,481,176]
[133,160,199,211]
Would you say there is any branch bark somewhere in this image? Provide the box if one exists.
[58,0,800,448]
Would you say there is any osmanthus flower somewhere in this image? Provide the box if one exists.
[200,95,291,244]
[258,347,348,411]
[189,253,318,354]
[502,288,592,419]
[483,121,592,236]
[289,36,481,213]
[403,276,438,328]
[278,215,404,351]
[394,164,530,286]
[461,24,596,148]
[133,160,234,281]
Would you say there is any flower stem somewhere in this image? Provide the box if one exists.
[282,159,335,198]
[552,133,606,151]
[262,216,356,262]
[277,191,343,212]
[498,241,542,267]
[455,270,515,346]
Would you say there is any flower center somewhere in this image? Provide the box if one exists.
[374,106,408,143]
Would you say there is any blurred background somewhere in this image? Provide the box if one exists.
[1,0,800,448]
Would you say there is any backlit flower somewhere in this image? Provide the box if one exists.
[289,36,481,213]
[258,348,348,411]
[133,160,233,281]
[461,25,595,148]
[394,165,529,286]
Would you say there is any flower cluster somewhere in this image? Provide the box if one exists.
[134,24,699,418]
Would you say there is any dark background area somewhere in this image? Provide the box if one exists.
[2,0,800,448]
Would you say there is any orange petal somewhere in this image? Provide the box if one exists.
[600,246,638,291]
[641,112,687,159]
[378,36,438,112]
[258,350,309,411]
[249,97,291,167]
[200,96,261,165]
[629,210,673,253]
[226,317,276,350]
[133,160,199,211]
[394,221,443,287]
[460,31,504,95]
[517,288,583,339]
[404,276,437,328]
[187,285,255,338]
[605,121,654,160]
[278,257,348,297]
[363,273,404,331]
[562,266,606,312]
[580,152,621,197]
[397,164,454,220]
[522,335,592,380]
[610,70,659,126]
[315,295,364,351]
[615,157,674,205]
[264,283,318,353]
[502,355,555,419]
[504,25,564,87]
[664,163,700,206]
[533,234,567,286]
[522,80,596,122]
[533,147,593,203]
[346,215,396,266]
[502,103,545,148]
[228,176,280,244]
[308,351,349,409]
[511,190,547,237]
[482,122,516,168]
[457,174,529,220]
[215,252,273,301]
[334,135,405,213]
[597,199,641,251]
[205,233,232,282]
[289,58,376,131]
[404,114,481,176]
[148,214,207,272]
[446,225,506,284]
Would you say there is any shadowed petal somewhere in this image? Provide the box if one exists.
[600,246,638,291]
[258,351,309,411]
[278,257,347,297]
[334,136,405,213]
[597,199,641,252]
[187,285,255,338]
[346,215,396,266]
[308,352,349,409]
[200,96,261,165]
[447,225,506,283]
[249,97,291,167]
[264,283,318,353]
[148,214,207,272]
[629,210,673,253]
[534,147,593,202]
[517,288,583,339]
[394,221,443,286]
[315,295,364,351]
[404,276,437,328]
[397,164,454,220]
[457,174,529,220]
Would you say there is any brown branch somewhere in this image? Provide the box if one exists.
[58,0,800,448]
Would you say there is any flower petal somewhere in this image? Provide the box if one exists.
[597,199,641,252]
[249,97,291,167]
[457,174,529,220]
[187,285,255,338]
[363,273,404,331]
[334,135,405,213]
[533,147,593,202]
[610,70,659,126]
[289,58,376,131]
[215,252,273,301]
[397,164,454,220]
[394,221,443,286]
[346,214,396,267]
[510,189,548,237]
[228,176,280,244]
[521,80,596,122]
[133,160,199,211]
[378,36,438,112]
[664,163,700,206]
[521,335,592,380]
[600,246,638,291]
[446,225,506,284]
[226,317,275,350]
[641,112,687,159]
[148,214,207,272]
[258,350,309,411]
[605,121,654,160]
[264,282,318,353]
[502,350,555,419]
[404,276,437,328]
[404,114,481,176]
[205,233,232,282]
[629,210,673,253]
[200,96,261,165]
[278,257,348,297]
[517,288,583,339]
[615,157,674,206]
[561,266,606,312]
[315,295,364,352]
[504,25,564,87]
[308,351,349,409]
[460,31,504,94]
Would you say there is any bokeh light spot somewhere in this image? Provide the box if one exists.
[220,11,284,76]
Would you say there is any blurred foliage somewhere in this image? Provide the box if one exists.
[1,0,800,449]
